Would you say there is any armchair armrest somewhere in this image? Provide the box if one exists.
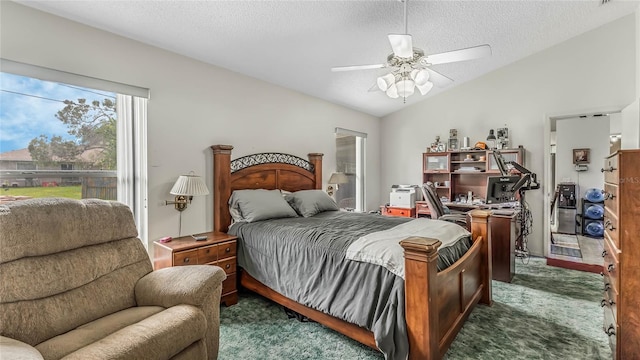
[135,265,226,308]
[0,336,44,360]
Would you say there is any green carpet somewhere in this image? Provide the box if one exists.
[219,257,610,359]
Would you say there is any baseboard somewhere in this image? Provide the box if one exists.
[546,257,602,274]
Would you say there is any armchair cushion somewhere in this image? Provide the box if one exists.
[0,336,44,360]
[48,305,207,360]
[135,266,226,308]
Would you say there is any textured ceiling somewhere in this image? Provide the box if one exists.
[15,0,640,117]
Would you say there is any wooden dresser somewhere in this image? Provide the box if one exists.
[601,149,640,359]
[153,231,238,306]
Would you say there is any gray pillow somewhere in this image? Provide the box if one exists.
[285,190,339,217]
[229,189,298,223]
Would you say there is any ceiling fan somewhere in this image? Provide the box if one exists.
[331,0,491,101]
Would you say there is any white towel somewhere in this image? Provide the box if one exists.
[345,218,470,279]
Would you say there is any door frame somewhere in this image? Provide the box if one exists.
[542,106,622,257]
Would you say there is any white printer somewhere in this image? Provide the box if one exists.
[389,185,423,208]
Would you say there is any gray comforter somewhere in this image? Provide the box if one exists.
[228,211,471,360]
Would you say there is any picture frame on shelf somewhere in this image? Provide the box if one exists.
[573,148,590,164]
[448,138,458,151]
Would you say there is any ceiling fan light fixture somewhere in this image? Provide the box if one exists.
[416,81,434,95]
[386,83,399,98]
[411,69,430,86]
[396,79,415,97]
[377,73,396,91]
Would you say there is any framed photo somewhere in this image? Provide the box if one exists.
[573,148,590,164]
[448,138,458,150]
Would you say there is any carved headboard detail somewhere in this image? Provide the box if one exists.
[211,145,323,233]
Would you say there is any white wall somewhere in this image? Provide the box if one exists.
[0,2,382,249]
[555,117,609,198]
[380,14,636,256]
[621,99,640,148]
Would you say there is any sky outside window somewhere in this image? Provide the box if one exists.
[0,72,115,153]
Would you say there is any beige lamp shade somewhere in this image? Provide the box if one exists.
[328,172,349,184]
[170,174,209,196]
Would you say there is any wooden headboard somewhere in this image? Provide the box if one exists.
[211,145,324,233]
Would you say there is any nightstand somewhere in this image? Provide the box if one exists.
[153,231,238,306]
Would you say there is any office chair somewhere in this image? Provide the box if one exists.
[420,182,469,229]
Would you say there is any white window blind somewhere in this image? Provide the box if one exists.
[1,58,149,98]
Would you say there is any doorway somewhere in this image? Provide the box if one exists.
[543,110,621,272]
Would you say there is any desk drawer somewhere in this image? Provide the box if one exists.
[383,207,416,218]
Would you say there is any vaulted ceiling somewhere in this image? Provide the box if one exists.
[16,0,640,117]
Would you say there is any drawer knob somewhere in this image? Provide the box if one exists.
[601,299,607,307]
[602,250,608,258]
[184,258,190,263]
[604,283,611,291]
[608,264,615,272]
[206,249,210,254]
[225,264,231,269]
[600,272,604,277]
[603,192,616,200]
[605,325,616,336]
[225,247,231,253]
[600,166,616,173]
[609,300,615,306]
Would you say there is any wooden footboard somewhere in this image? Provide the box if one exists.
[400,210,491,360]
[212,145,492,360]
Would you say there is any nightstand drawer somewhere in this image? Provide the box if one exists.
[174,249,198,266]
[217,256,237,275]
[198,244,218,264]
[222,272,237,295]
[218,241,237,259]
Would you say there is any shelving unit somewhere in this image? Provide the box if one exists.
[423,148,524,203]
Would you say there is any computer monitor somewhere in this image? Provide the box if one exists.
[485,176,521,204]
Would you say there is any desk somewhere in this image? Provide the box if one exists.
[443,202,481,211]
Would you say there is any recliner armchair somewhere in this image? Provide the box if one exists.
[0,198,226,360]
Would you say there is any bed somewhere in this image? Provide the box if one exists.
[211,145,493,360]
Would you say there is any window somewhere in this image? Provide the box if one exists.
[335,128,366,211]
[0,60,149,244]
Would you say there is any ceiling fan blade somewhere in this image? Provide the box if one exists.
[388,34,413,58]
[424,44,492,65]
[331,64,386,72]
[424,68,454,88]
